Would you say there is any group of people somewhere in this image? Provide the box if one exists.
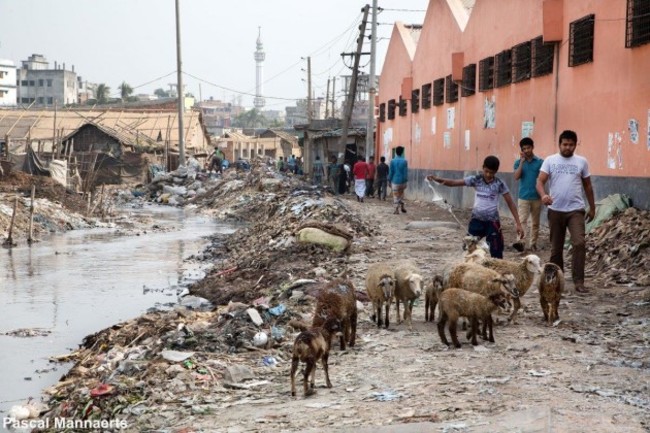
[323,153,394,204]
[427,129,595,294]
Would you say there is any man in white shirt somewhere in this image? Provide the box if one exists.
[536,130,596,294]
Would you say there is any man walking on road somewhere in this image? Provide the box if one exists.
[375,156,389,201]
[388,146,408,214]
[353,155,368,202]
[536,130,596,294]
[514,137,543,251]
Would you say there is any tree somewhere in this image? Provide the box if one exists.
[232,109,268,128]
[119,81,133,101]
[154,88,170,98]
[95,83,110,104]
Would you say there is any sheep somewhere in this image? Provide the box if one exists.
[392,260,424,330]
[290,317,341,397]
[312,278,358,350]
[539,263,564,325]
[365,263,396,328]
[437,288,513,348]
[445,262,520,299]
[479,254,543,322]
[425,274,445,322]
[462,235,489,261]
[464,248,487,264]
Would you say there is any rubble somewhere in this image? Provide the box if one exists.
[586,207,650,286]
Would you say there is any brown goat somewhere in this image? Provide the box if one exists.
[312,279,358,350]
[437,287,512,348]
[539,263,564,324]
[425,274,445,322]
[290,318,341,397]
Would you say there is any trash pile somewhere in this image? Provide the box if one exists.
[36,296,313,431]
[185,162,379,306]
[146,158,212,206]
[586,207,650,286]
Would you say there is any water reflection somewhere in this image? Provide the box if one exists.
[0,206,232,417]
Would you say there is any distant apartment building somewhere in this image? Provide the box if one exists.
[198,98,245,137]
[77,78,97,105]
[16,54,78,106]
[0,59,17,106]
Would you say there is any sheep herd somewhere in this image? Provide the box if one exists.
[289,235,565,397]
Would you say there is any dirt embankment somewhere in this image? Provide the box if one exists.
[33,165,650,432]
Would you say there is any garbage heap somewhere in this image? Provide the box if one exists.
[586,207,650,287]
[187,160,379,306]
[145,159,212,206]
[38,295,318,432]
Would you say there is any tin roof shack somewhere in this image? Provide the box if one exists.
[215,130,288,163]
[61,122,159,185]
[304,127,367,174]
[259,129,301,160]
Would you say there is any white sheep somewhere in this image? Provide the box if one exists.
[539,263,564,325]
[437,288,513,348]
[425,274,445,322]
[392,260,424,330]
[365,263,396,328]
[479,254,543,322]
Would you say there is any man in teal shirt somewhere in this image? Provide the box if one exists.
[388,146,408,214]
[514,137,543,251]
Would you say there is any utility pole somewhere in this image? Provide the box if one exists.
[325,77,330,119]
[175,0,186,166]
[366,0,378,160]
[331,77,336,118]
[339,5,370,161]
[307,56,312,124]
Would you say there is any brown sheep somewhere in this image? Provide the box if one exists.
[479,254,543,322]
[425,274,445,322]
[312,278,358,350]
[437,287,513,348]
[445,262,520,298]
[290,317,341,397]
[539,263,564,324]
[365,264,396,328]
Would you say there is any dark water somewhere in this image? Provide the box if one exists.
[0,205,232,420]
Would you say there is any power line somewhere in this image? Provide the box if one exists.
[183,71,302,102]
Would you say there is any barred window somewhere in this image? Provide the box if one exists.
[411,89,420,113]
[495,50,512,87]
[387,99,396,120]
[379,103,386,122]
[626,0,650,47]
[421,83,432,109]
[569,14,595,66]
[479,57,495,91]
[513,41,532,82]
[445,75,459,103]
[532,36,555,77]
[461,64,476,97]
[433,78,445,106]
[398,96,407,116]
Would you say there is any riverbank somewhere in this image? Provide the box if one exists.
[6,165,649,432]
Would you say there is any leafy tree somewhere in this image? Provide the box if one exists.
[232,109,268,128]
[95,83,110,104]
[119,81,134,101]
[154,88,170,98]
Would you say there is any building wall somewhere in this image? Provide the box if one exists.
[377,0,650,209]
[0,59,17,106]
[17,69,78,106]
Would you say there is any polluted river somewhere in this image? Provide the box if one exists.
[0,205,234,420]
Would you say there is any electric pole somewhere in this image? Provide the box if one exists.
[325,77,330,119]
[366,0,378,160]
[175,0,185,166]
[331,77,336,118]
[307,56,312,124]
[339,5,370,160]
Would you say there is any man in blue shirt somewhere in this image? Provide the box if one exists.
[514,137,544,251]
[388,146,408,214]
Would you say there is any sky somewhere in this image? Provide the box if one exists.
[0,0,429,110]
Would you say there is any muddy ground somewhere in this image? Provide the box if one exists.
[14,166,649,433]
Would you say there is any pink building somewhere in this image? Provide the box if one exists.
[377,0,650,209]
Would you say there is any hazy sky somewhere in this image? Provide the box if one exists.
[0,0,428,109]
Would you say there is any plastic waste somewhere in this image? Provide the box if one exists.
[253,331,268,347]
[271,326,285,341]
[161,350,195,362]
[262,356,278,367]
[268,304,286,316]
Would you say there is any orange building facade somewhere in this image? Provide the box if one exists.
[377,0,650,210]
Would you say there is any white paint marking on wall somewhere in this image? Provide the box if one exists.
[414,122,421,145]
[616,132,623,169]
[444,131,451,149]
[447,107,455,129]
[628,118,639,144]
[383,127,393,158]
[522,121,534,138]
[607,133,616,169]
[432,116,437,135]
[647,109,650,150]
[484,96,496,129]
[464,130,470,151]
